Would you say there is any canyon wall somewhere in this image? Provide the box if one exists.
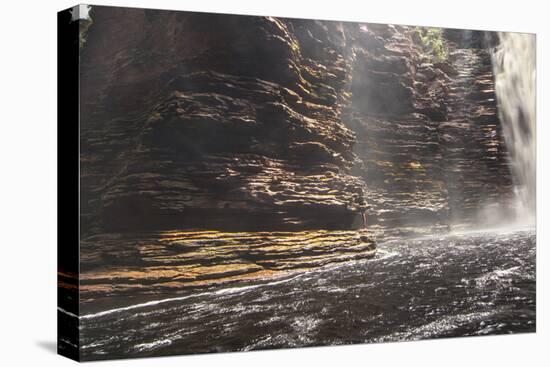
[78,7,374,307]
[80,8,367,235]
[76,7,514,306]
[348,25,514,238]
[80,9,513,240]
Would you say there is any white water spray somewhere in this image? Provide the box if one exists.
[491,32,536,225]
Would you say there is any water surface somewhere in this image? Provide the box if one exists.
[78,228,536,360]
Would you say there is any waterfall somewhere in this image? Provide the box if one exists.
[491,32,536,225]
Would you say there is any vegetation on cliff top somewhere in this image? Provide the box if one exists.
[416,27,448,61]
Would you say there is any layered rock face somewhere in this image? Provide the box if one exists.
[78,8,514,306]
[439,39,514,225]
[348,25,513,238]
[80,9,366,234]
[79,229,375,311]
[79,8,374,305]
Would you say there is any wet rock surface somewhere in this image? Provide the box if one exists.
[78,229,535,360]
[348,26,513,239]
[79,229,375,312]
[75,9,514,310]
[77,8,375,306]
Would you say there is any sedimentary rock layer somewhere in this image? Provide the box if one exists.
[76,9,515,306]
[80,8,367,235]
[79,229,375,311]
[77,8,376,306]
[348,25,514,238]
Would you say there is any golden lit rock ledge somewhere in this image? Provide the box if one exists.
[78,229,375,306]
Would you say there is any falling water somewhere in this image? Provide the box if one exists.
[491,33,536,224]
